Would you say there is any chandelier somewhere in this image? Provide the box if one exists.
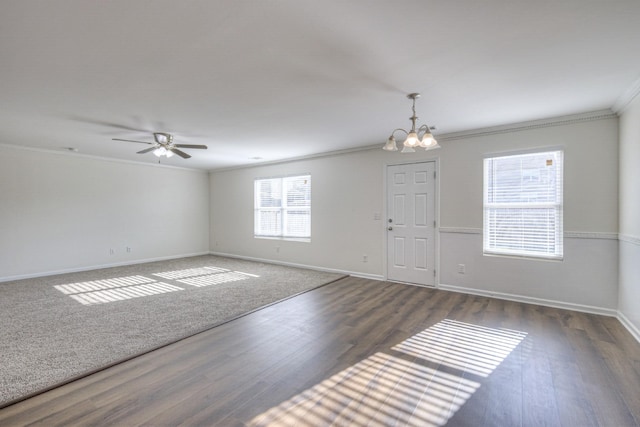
[382,93,440,153]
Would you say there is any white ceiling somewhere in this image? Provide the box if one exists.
[2,0,640,170]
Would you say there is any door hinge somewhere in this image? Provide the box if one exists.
[433,220,436,228]
[434,171,436,179]
[433,269,436,277]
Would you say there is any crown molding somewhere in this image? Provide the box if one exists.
[612,75,640,114]
[436,109,617,142]
[215,109,618,173]
[210,144,384,173]
[0,142,205,173]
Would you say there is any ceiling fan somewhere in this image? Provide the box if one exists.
[112,132,207,159]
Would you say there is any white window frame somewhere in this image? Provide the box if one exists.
[483,149,563,260]
[254,174,311,241]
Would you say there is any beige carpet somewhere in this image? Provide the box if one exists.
[0,255,345,407]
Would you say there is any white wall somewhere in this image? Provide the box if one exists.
[439,116,619,312]
[0,146,210,280]
[1,111,619,313]
[210,114,620,311]
[618,94,640,337]
[210,150,385,277]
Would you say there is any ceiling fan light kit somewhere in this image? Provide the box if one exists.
[383,93,440,153]
[154,146,174,158]
[112,132,207,160]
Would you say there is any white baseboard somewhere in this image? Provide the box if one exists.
[0,252,210,283]
[350,272,386,281]
[617,311,640,344]
[209,251,384,281]
[438,283,618,317]
[619,233,640,246]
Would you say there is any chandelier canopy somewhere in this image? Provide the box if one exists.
[382,93,440,153]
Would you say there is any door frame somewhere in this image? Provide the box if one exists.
[383,159,440,287]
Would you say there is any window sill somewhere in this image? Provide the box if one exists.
[254,236,311,243]
[483,251,563,262]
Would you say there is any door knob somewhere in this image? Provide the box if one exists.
[388,226,393,231]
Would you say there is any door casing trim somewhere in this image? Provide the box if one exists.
[383,159,440,287]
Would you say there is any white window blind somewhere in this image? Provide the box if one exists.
[254,174,311,239]
[483,150,563,260]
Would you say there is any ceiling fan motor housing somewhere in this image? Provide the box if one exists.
[153,132,172,144]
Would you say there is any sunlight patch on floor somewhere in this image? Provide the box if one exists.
[250,352,480,427]
[178,271,253,288]
[53,266,262,305]
[54,275,155,294]
[152,266,229,280]
[392,319,527,378]
[153,265,260,288]
[249,319,527,426]
[54,277,183,305]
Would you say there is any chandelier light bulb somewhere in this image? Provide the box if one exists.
[383,136,398,151]
[401,145,416,153]
[404,131,420,148]
[419,132,436,147]
[424,140,441,151]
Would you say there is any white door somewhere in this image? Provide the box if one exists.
[386,162,436,286]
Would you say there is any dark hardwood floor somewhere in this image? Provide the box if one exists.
[1,277,639,426]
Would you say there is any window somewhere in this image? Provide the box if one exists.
[254,174,311,240]
[483,150,563,260]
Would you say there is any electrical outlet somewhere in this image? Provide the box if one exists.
[363,254,368,263]
[276,246,280,253]
[109,248,115,255]
[126,247,131,253]
[457,264,466,274]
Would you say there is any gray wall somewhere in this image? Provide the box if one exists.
[210,113,620,313]
[619,94,640,339]
[1,109,631,334]
[0,145,210,280]
[438,116,619,311]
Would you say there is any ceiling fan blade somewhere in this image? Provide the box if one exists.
[174,144,208,149]
[112,138,153,145]
[137,147,157,154]
[169,147,191,159]
[173,144,207,150]
[69,117,152,133]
